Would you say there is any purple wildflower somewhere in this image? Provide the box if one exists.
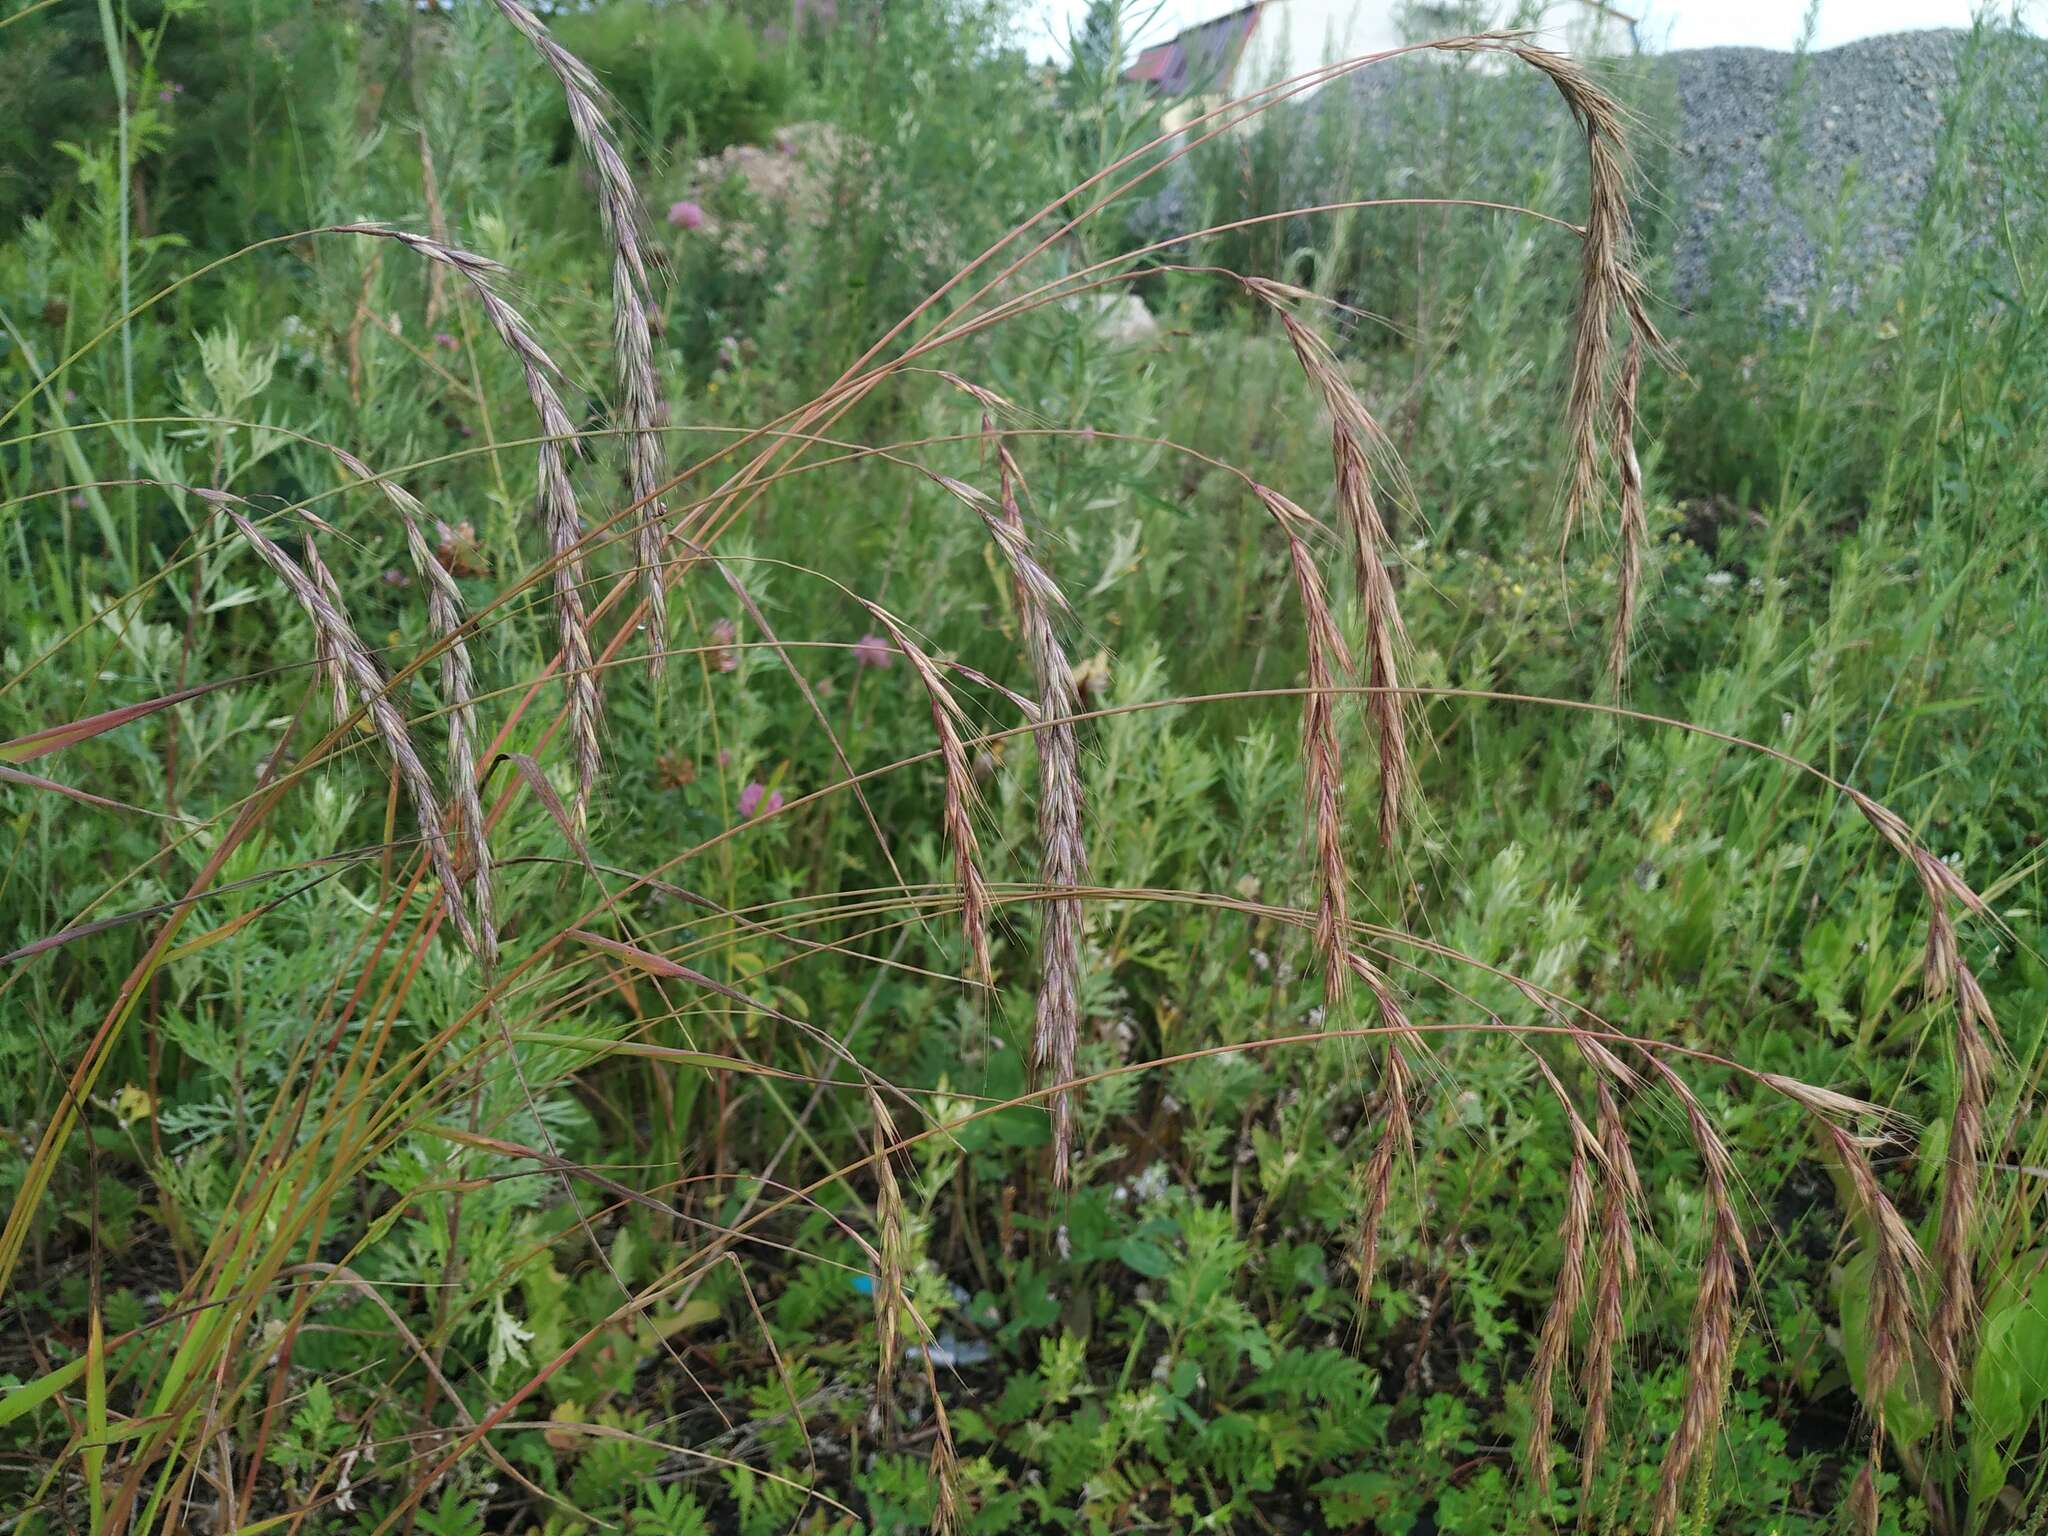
[433,331,458,350]
[852,632,895,670]
[667,200,706,231]
[738,782,784,819]
[708,616,740,672]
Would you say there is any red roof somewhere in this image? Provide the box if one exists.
[1121,4,1263,96]
[1127,42,1175,84]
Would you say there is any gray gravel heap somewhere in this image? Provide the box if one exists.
[1661,29,2041,307]
[1131,27,2047,312]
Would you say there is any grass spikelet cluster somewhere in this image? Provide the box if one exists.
[1249,278,1412,846]
[333,221,605,823]
[870,608,992,988]
[1646,1060,1749,1536]
[332,448,496,972]
[1847,786,2003,1427]
[979,460,1088,1187]
[208,492,483,967]
[1524,1068,1596,1496]
[1581,1077,1641,1502]
[1344,953,1419,1318]
[866,1087,908,1419]
[1255,485,1352,1003]
[1486,41,1671,684]
[489,0,671,678]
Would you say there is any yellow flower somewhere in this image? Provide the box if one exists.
[112,1084,155,1126]
[1649,804,1685,846]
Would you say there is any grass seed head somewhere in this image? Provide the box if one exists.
[984,455,1086,1186]
[1580,1076,1639,1502]
[334,449,497,973]
[1647,1065,1748,1536]
[1526,1118,1595,1495]
[333,221,605,824]
[490,0,671,677]
[215,495,483,968]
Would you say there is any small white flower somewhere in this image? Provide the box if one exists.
[1704,570,1736,589]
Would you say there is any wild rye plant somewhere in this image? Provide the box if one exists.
[0,5,2033,1533]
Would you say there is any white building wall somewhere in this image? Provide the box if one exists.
[1226,2,1632,95]
[1235,0,1412,91]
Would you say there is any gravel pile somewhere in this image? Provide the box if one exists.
[1129,27,2047,313]
[1659,29,2043,307]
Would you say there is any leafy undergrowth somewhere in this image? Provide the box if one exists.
[2,3,2046,1534]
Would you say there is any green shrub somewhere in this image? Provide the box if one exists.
[548,2,798,158]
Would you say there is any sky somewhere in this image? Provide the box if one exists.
[1022,0,2027,61]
